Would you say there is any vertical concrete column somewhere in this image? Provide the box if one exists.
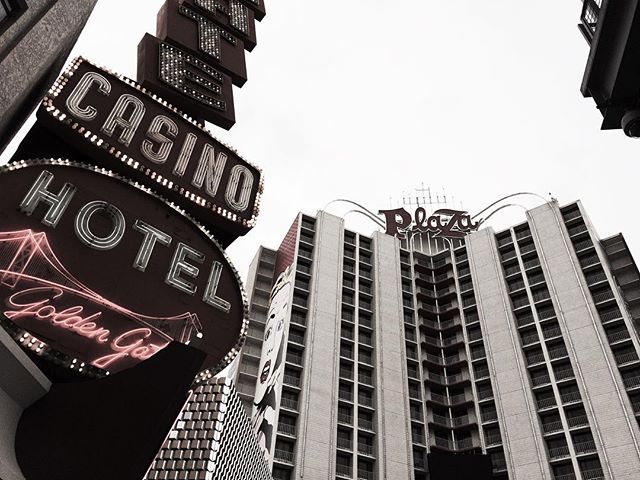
[528,202,640,479]
[467,228,551,480]
[372,231,413,480]
[0,327,51,480]
[297,211,344,479]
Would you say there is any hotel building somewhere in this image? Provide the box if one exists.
[236,199,640,480]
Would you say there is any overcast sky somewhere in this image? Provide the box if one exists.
[3,0,639,280]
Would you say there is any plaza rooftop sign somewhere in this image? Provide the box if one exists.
[379,207,482,240]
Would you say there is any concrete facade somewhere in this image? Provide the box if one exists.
[0,0,98,153]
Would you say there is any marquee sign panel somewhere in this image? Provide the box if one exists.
[137,33,237,130]
[0,159,248,374]
[37,57,262,246]
[157,0,249,86]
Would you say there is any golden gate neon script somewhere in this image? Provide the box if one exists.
[0,230,198,372]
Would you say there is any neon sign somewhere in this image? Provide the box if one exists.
[38,58,262,247]
[378,207,482,240]
[0,160,248,374]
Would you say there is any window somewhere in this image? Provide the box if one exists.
[0,0,22,25]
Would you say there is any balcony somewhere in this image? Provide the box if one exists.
[615,351,640,366]
[357,470,374,480]
[586,272,607,287]
[537,396,557,410]
[548,347,569,361]
[339,367,353,380]
[554,474,577,480]
[467,329,483,342]
[338,412,353,425]
[568,225,588,237]
[359,353,374,366]
[548,444,571,460]
[359,418,375,431]
[278,423,296,436]
[528,273,546,286]
[520,243,537,255]
[281,397,299,411]
[286,352,304,366]
[517,313,536,328]
[426,371,469,386]
[360,335,373,347]
[599,311,623,327]
[592,291,615,304]
[337,437,353,451]
[433,436,474,451]
[521,331,540,346]
[580,254,602,269]
[527,352,547,366]
[291,314,307,327]
[431,414,471,428]
[512,297,530,310]
[538,307,557,321]
[360,317,373,329]
[533,290,551,303]
[554,368,575,381]
[523,258,541,270]
[484,434,502,446]
[336,464,352,478]
[492,460,508,474]
[339,388,353,402]
[475,368,490,380]
[580,468,605,480]
[477,389,494,401]
[462,296,477,308]
[560,391,582,405]
[359,394,375,407]
[341,329,354,341]
[274,449,295,464]
[358,443,375,456]
[340,348,354,360]
[481,410,498,423]
[284,374,301,388]
[573,440,597,455]
[574,239,594,252]
[531,374,552,387]
[358,373,374,386]
[563,208,582,222]
[542,419,564,434]
[497,235,513,247]
[289,332,305,345]
[567,415,589,429]
[501,250,518,262]
[607,330,631,344]
[543,326,563,340]
[508,280,526,293]
[470,348,486,361]
[504,265,521,277]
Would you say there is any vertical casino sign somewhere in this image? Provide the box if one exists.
[4,1,268,480]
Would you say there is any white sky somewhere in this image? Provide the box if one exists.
[3,0,639,280]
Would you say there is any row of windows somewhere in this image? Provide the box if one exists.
[337,231,378,478]
[272,217,318,475]
[498,223,605,479]
[561,205,640,430]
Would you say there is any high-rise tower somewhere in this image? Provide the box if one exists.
[238,200,640,480]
